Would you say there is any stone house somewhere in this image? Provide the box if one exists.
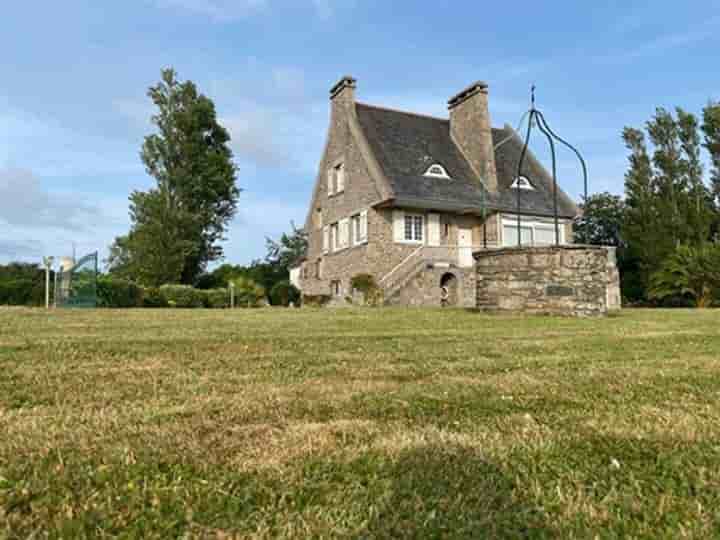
[298,76,585,308]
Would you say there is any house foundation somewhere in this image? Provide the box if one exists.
[474,245,621,317]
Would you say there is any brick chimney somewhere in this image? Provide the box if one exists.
[448,81,498,192]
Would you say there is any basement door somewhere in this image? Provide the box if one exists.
[458,228,473,268]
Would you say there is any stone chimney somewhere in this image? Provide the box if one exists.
[330,75,356,112]
[448,81,498,192]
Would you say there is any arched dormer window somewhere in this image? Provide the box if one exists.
[511,175,534,190]
[424,164,450,179]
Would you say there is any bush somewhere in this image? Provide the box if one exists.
[160,284,204,308]
[649,243,720,308]
[203,288,230,309]
[270,280,301,306]
[231,277,265,308]
[350,273,383,306]
[142,287,169,308]
[0,263,47,306]
[97,276,143,308]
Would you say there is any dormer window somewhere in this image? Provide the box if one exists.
[511,176,534,190]
[424,164,450,179]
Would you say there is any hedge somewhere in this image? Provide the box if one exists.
[97,276,144,308]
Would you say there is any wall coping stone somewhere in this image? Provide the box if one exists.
[473,244,615,260]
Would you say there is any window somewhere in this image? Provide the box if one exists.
[322,225,330,254]
[331,280,342,297]
[339,218,350,249]
[331,223,339,251]
[511,176,534,190]
[328,162,345,196]
[424,164,450,178]
[352,211,368,245]
[335,163,345,193]
[314,208,323,230]
[502,216,564,247]
[404,214,424,242]
[315,260,322,279]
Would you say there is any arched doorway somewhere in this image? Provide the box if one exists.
[440,273,459,307]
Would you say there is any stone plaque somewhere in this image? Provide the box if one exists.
[546,285,575,297]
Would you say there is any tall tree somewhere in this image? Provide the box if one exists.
[676,108,713,245]
[622,127,660,292]
[109,68,240,286]
[702,101,720,206]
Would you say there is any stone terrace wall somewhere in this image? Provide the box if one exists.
[475,245,621,317]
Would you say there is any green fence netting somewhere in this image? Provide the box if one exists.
[56,252,98,308]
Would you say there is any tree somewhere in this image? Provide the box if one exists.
[649,243,720,308]
[622,127,660,295]
[264,223,308,277]
[702,101,720,206]
[574,192,625,246]
[109,68,240,286]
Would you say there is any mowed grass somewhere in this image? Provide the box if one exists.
[1,308,720,538]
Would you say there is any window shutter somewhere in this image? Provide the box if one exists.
[360,210,368,242]
[339,218,349,248]
[322,225,329,254]
[327,169,333,197]
[337,165,345,192]
[393,210,404,242]
[427,213,440,246]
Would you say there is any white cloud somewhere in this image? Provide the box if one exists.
[0,168,100,230]
[0,168,131,264]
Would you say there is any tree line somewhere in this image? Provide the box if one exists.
[575,102,720,306]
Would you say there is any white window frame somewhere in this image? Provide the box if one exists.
[403,214,424,243]
[352,210,368,246]
[322,225,330,254]
[424,164,450,179]
[501,215,566,247]
[331,223,340,251]
[510,175,535,190]
[335,163,345,193]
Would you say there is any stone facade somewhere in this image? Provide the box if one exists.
[298,76,583,309]
[386,265,476,308]
[475,245,621,316]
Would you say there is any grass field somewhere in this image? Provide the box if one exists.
[1,307,720,538]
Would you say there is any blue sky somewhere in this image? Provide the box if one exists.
[1,0,719,265]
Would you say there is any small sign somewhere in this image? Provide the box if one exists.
[546,285,574,297]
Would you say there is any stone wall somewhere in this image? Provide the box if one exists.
[387,265,476,308]
[475,245,621,317]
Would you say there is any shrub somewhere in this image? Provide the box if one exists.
[204,288,230,309]
[649,243,720,308]
[0,263,47,306]
[270,280,301,306]
[160,284,204,308]
[231,277,266,308]
[142,287,169,308]
[97,276,143,308]
[350,273,383,306]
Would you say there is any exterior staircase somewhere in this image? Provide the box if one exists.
[379,246,455,302]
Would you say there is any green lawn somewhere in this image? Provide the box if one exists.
[1,307,720,538]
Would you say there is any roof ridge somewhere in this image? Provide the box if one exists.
[355,102,449,123]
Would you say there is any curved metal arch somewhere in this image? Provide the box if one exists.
[513,87,590,248]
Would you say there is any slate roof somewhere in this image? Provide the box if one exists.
[355,102,578,218]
